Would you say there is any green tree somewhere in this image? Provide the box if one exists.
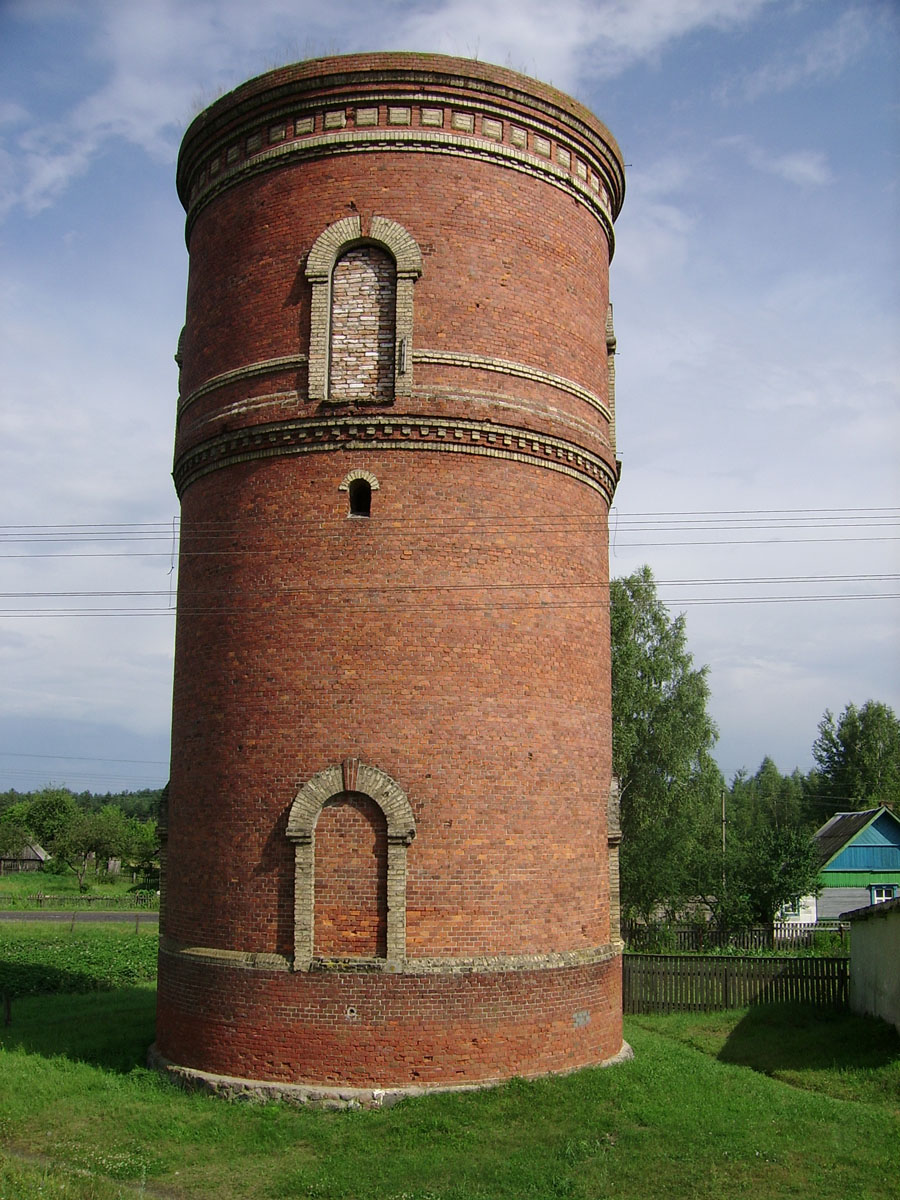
[26,788,78,850]
[52,806,133,889]
[692,818,819,930]
[126,818,159,872]
[810,701,900,810]
[0,808,33,859]
[51,810,100,889]
[611,566,722,921]
[685,759,820,930]
[730,757,811,833]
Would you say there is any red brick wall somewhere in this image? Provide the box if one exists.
[329,246,396,402]
[176,153,613,451]
[156,951,623,1087]
[315,795,387,957]
[164,454,612,958]
[161,53,625,1090]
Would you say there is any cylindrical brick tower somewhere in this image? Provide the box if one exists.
[154,53,626,1101]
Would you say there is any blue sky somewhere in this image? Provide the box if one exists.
[1,0,898,794]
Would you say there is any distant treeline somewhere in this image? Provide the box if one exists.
[0,787,163,821]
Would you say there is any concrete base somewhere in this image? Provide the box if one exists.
[147,1041,634,1109]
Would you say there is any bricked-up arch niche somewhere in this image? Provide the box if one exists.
[286,760,416,968]
[331,246,396,402]
[339,469,379,518]
[305,216,423,404]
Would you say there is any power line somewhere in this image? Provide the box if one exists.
[0,751,168,766]
[2,573,897,599]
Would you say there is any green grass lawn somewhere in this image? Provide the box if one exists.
[0,870,156,911]
[0,923,898,1199]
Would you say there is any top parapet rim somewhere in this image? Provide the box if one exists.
[180,51,625,214]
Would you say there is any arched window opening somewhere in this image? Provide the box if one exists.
[305,216,423,404]
[348,478,372,517]
[314,793,388,958]
[329,246,396,403]
[286,760,416,970]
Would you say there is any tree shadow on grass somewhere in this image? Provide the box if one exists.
[718,1002,900,1077]
[0,976,156,1074]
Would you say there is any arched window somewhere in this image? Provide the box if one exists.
[348,478,372,516]
[330,246,396,403]
[305,216,423,405]
[286,759,416,970]
[340,470,379,518]
[314,793,387,958]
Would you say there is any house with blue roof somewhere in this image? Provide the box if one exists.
[809,806,900,921]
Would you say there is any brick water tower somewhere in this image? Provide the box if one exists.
[154,53,627,1101]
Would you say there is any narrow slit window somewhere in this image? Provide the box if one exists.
[348,478,372,517]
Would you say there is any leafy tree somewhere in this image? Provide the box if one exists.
[683,759,820,930]
[729,757,813,834]
[0,811,33,859]
[26,788,78,850]
[127,818,159,871]
[52,806,136,888]
[51,810,100,889]
[611,566,722,921]
[810,701,900,810]
[691,816,819,930]
[0,800,33,836]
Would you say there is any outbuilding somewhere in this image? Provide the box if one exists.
[841,896,900,1033]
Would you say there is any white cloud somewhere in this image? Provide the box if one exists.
[397,0,776,86]
[0,0,781,220]
[719,135,832,186]
[726,5,879,101]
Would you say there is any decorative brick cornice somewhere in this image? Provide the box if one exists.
[178,347,610,424]
[177,55,624,249]
[414,349,611,422]
[178,354,307,416]
[158,938,623,975]
[183,125,617,250]
[173,414,619,502]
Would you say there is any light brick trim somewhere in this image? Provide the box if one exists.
[607,776,622,944]
[173,414,620,502]
[338,469,380,492]
[415,348,611,422]
[286,761,416,969]
[178,355,308,417]
[606,304,617,453]
[159,937,291,971]
[186,128,617,252]
[157,937,621,975]
[305,217,423,404]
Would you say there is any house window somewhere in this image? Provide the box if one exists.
[871,884,897,904]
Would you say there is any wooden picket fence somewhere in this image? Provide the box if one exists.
[623,954,849,1014]
[622,921,848,953]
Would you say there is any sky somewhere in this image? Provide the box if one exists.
[0,0,898,796]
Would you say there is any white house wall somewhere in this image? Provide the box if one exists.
[848,904,900,1033]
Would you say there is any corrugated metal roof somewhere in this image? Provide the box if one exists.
[813,808,882,868]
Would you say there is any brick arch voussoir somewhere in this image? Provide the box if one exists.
[339,469,380,492]
[287,762,415,843]
[304,216,362,281]
[305,216,422,281]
